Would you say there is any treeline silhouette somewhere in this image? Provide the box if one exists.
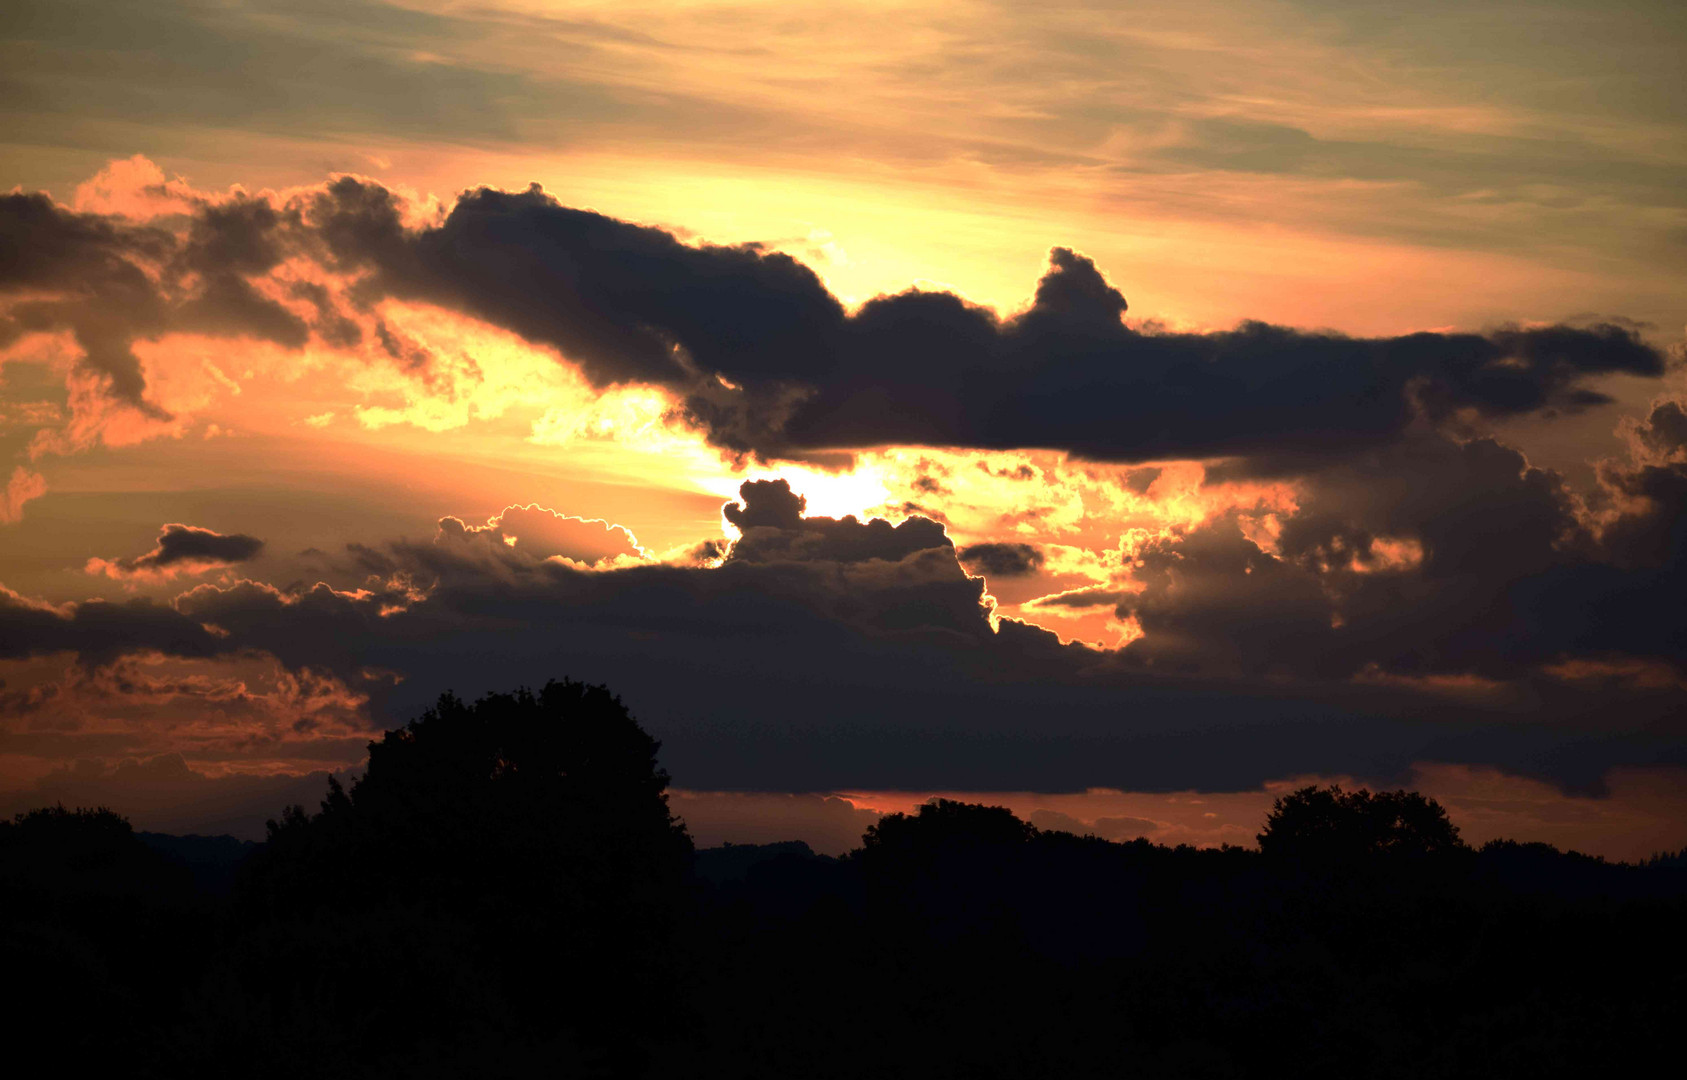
[4,681,1683,1078]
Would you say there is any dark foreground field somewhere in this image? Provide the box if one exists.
[5,682,1682,1078]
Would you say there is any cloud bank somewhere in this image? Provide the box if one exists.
[2,169,1684,854]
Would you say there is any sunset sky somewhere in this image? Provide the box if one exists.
[3,0,1685,858]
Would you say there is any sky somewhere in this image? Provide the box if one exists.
[2,0,1685,858]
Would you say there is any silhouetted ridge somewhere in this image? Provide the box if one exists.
[692,839,821,886]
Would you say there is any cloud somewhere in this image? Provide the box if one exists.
[4,174,1684,813]
[0,189,310,420]
[302,179,1666,463]
[86,524,265,582]
[724,478,954,568]
[6,175,1669,472]
[0,583,226,668]
[442,504,644,565]
[1094,423,1687,691]
[0,468,46,524]
[1027,585,1135,611]
[957,542,1045,578]
[0,650,373,802]
[8,465,1682,800]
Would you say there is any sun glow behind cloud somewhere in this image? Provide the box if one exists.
[0,156,1300,648]
[4,142,1686,861]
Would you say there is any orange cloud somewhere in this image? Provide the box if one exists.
[0,467,46,524]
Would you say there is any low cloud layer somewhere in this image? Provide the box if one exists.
[6,457,1685,799]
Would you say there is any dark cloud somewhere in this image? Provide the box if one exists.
[8,178,1669,464]
[1109,425,1687,687]
[146,524,265,567]
[0,192,311,414]
[0,585,225,668]
[957,542,1045,578]
[1,192,173,410]
[310,179,846,391]
[1598,398,1687,570]
[723,479,809,531]
[89,523,265,580]
[724,479,953,567]
[1122,515,1339,678]
[9,471,1682,798]
[302,179,1668,463]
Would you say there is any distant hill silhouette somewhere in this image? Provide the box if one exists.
[692,839,822,886]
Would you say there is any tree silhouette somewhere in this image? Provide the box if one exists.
[8,689,1683,1078]
[2,804,137,873]
[219,680,694,1070]
[251,680,691,912]
[1257,784,1464,861]
[859,798,1037,856]
[0,803,191,899]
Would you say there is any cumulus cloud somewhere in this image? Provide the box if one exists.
[86,523,265,581]
[1094,424,1687,691]
[442,504,645,565]
[724,479,954,568]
